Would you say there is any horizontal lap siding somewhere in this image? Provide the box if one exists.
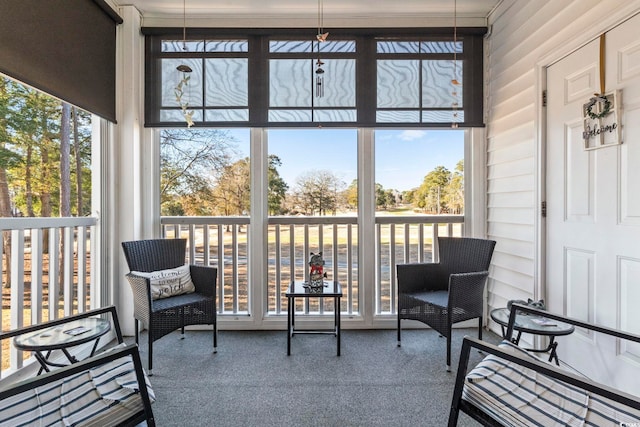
[485,0,640,332]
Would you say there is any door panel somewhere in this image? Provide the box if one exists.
[546,13,640,396]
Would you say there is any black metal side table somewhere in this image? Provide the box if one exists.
[286,280,342,356]
[13,317,111,374]
[490,307,575,365]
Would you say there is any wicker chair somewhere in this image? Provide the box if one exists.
[121,238,217,375]
[397,237,496,371]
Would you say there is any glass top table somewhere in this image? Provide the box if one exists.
[286,280,342,297]
[13,317,111,374]
[286,281,342,356]
[490,308,575,365]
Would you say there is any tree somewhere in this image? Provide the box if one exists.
[1,77,94,291]
[345,179,358,209]
[60,103,71,217]
[292,170,346,216]
[267,155,288,215]
[402,189,416,205]
[0,78,20,219]
[375,183,388,210]
[0,78,19,288]
[160,129,237,216]
[444,160,464,214]
[5,82,61,218]
[212,157,250,216]
[58,103,71,295]
[414,166,451,213]
[71,107,92,216]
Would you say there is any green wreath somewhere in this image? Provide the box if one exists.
[585,95,611,120]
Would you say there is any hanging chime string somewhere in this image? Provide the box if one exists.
[599,33,606,95]
[453,0,457,77]
[182,0,187,51]
[318,0,322,35]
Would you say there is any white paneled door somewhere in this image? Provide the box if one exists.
[546,13,640,396]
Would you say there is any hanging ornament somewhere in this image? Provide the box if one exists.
[315,59,325,98]
[451,0,460,128]
[316,0,329,43]
[315,0,328,98]
[175,68,194,128]
[174,0,194,127]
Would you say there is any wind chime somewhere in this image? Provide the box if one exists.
[175,0,194,127]
[451,0,460,128]
[315,0,328,98]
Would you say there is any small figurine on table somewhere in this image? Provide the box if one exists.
[309,252,327,287]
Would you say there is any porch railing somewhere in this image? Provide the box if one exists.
[0,214,462,372]
[161,215,463,317]
[268,216,359,316]
[375,216,464,314]
[161,216,250,315]
[0,216,98,373]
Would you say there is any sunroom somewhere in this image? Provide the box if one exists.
[1,0,640,424]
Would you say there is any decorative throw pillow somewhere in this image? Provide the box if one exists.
[131,264,196,300]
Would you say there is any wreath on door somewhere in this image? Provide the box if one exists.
[585,94,611,120]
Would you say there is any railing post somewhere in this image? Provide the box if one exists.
[77,226,87,313]
[48,227,60,320]
[346,224,353,314]
[217,223,224,313]
[10,229,25,369]
[232,224,239,314]
[63,226,74,317]
[31,228,43,325]
[275,224,282,313]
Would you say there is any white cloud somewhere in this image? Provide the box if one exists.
[398,130,426,141]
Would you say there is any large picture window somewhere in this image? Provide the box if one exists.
[144,28,485,128]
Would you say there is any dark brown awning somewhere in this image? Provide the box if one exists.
[0,0,123,122]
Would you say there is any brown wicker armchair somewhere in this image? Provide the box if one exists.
[397,237,496,371]
[121,238,217,375]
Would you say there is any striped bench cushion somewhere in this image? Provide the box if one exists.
[462,341,640,427]
[0,353,155,427]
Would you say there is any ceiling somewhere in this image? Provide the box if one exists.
[115,0,501,28]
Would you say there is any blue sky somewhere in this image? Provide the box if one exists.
[226,128,464,192]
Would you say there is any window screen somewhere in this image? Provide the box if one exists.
[144,28,485,128]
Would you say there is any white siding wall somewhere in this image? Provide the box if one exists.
[485,0,640,328]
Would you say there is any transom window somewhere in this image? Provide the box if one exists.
[268,40,356,123]
[144,28,485,128]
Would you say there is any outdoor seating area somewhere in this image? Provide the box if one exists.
[397,237,496,371]
[122,238,218,375]
[0,307,155,426]
[449,304,640,426]
[2,0,640,425]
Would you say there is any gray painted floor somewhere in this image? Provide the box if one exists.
[134,328,499,426]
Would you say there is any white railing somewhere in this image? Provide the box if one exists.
[161,214,464,317]
[161,216,250,315]
[0,216,98,373]
[375,215,464,315]
[0,214,462,374]
[268,216,358,316]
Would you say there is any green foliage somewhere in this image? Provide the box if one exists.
[0,76,92,218]
[158,127,463,217]
[409,163,464,214]
[444,160,464,214]
[267,155,288,215]
[345,179,358,209]
[0,146,22,169]
[212,157,251,216]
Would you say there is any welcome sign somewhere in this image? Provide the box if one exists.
[582,90,622,150]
